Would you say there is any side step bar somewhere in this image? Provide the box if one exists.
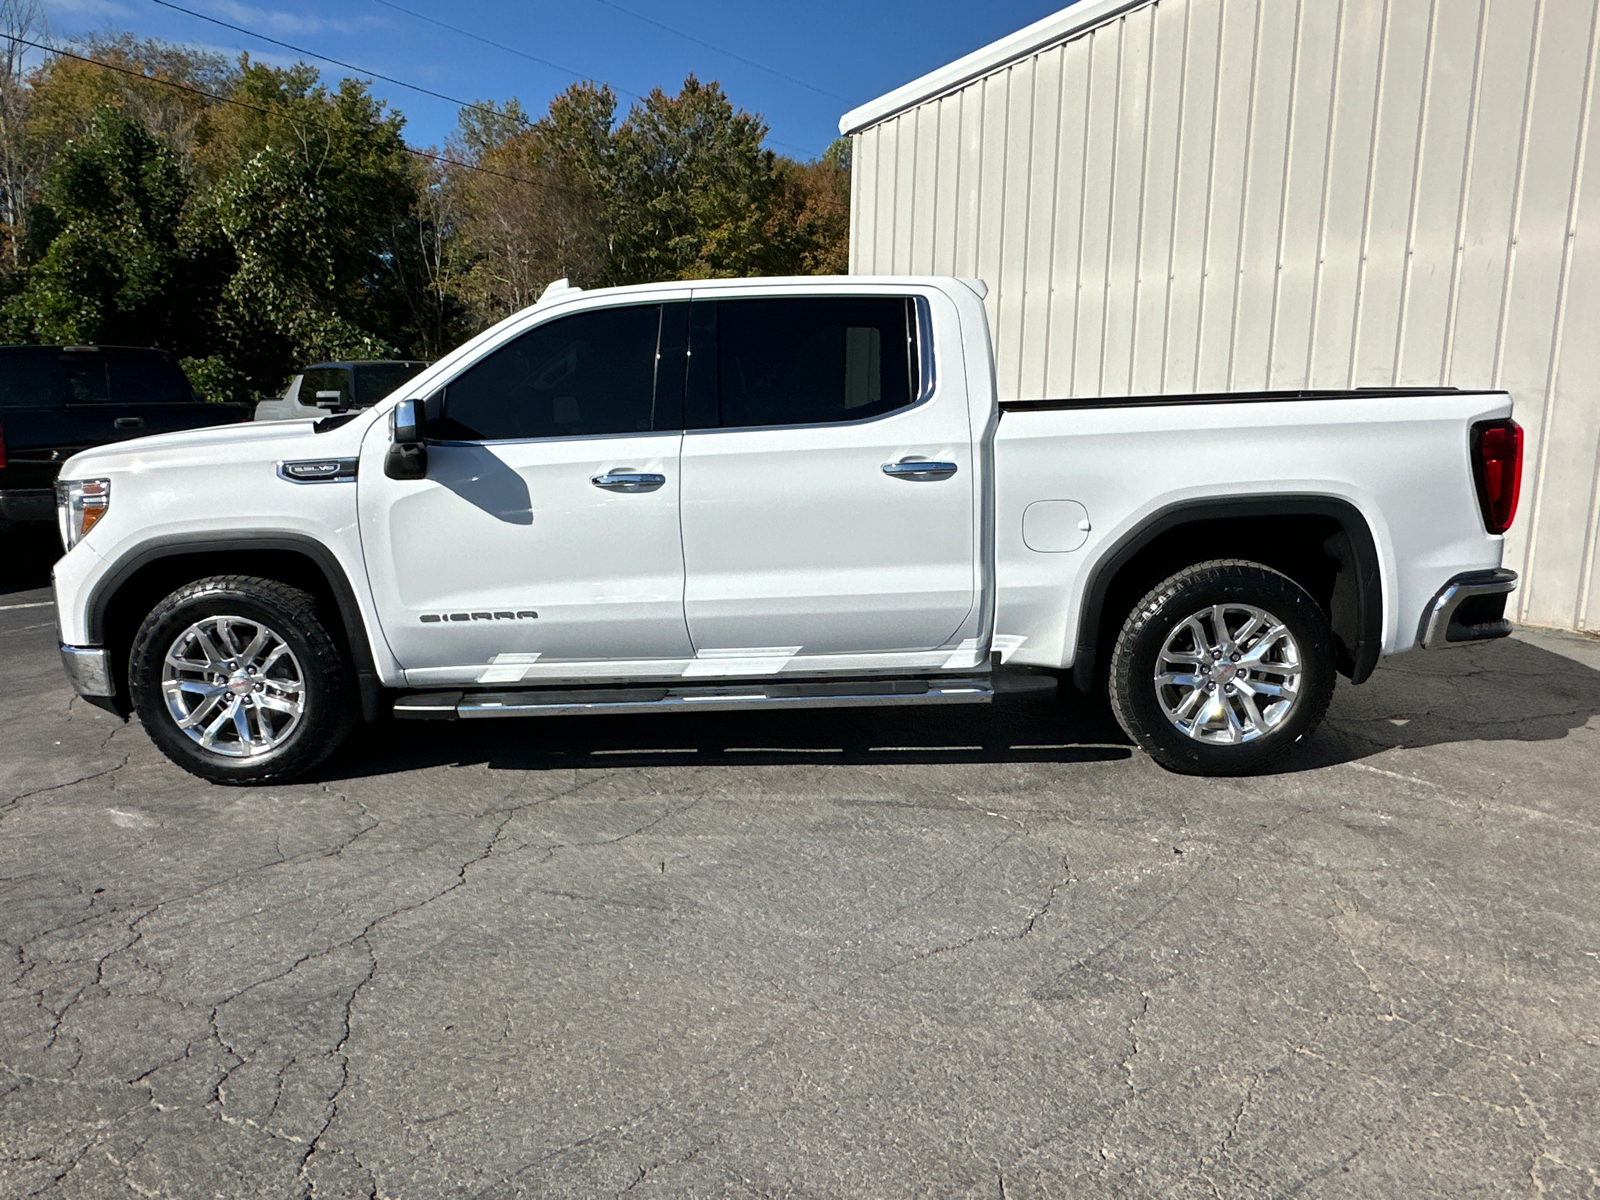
[393,677,994,721]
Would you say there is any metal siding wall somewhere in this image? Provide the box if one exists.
[850,0,1600,633]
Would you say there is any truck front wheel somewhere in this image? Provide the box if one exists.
[128,575,357,784]
[1108,560,1336,775]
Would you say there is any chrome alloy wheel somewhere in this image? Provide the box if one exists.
[160,615,306,757]
[1154,603,1302,745]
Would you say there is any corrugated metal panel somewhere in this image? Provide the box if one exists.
[849,0,1600,633]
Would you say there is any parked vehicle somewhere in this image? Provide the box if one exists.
[0,346,249,535]
[50,277,1522,783]
[254,360,429,421]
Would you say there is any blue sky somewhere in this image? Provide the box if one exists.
[37,0,1073,160]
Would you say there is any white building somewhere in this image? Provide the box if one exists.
[841,0,1600,634]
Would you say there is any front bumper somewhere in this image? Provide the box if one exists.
[60,645,115,697]
[1418,569,1518,649]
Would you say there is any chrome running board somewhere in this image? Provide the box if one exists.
[393,676,994,721]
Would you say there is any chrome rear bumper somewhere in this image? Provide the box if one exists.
[1419,569,1518,649]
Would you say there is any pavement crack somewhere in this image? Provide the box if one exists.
[619,1140,710,1194]
[0,755,129,821]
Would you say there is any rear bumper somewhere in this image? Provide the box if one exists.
[0,489,55,523]
[60,644,114,697]
[1418,569,1518,649]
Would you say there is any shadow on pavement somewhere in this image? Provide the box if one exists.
[1287,630,1600,769]
[316,633,1600,781]
[320,687,1137,779]
[0,526,59,595]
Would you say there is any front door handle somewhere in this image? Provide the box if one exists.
[882,458,958,482]
[114,417,145,430]
[592,470,666,493]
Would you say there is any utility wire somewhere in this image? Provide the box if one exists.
[365,0,645,103]
[148,0,532,134]
[585,0,852,104]
[360,0,825,156]
[5,34,568,191]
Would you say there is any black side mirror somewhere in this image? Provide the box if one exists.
[385,398,428,480]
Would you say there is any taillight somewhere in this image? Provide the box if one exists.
[1471,419,1523,534]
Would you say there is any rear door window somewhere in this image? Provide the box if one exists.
[690,296,918,430]
[435,304,666,441]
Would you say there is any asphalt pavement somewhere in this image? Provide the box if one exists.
[3,531,1598,1199]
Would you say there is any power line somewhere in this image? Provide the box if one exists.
[585,0,852,104]
[365,0,645,103]
[152,0,824,158]
[5,34,565,191]
[363,0,828,157]
[148,0,529,134]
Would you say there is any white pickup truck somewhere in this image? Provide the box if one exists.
[51,276,1523,783]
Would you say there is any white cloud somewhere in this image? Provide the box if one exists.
[193,0,385,38]
[41,0,138,20]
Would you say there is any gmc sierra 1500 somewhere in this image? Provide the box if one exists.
[50,276,1522,783]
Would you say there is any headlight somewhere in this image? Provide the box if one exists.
[56,478,110,549]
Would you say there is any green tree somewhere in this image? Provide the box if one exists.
[197,60,434,389]
[766,136,852,277]
[3,106,205,346]
[606,75,783,283]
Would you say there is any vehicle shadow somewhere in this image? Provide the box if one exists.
[0,526,60,595]
[1291,630,1600,770]
[317,633,1600,781]
[321,685,1137,779]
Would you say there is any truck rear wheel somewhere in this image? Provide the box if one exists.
[129,575,356,784]
[1108,560,1336,776]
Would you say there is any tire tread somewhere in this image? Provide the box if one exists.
[1108,559,1335,775]
[128,575,355,784]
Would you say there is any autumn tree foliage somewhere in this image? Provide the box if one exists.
[0,35,852,399]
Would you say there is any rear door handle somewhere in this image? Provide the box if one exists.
[882,459,958,482]
[592,470,666,493]
[114,417,145,430]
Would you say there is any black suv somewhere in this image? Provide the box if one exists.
[0,346,250,532]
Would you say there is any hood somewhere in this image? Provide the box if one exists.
[60,411,380,478]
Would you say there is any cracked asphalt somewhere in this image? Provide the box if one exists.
[3,531,1600,1199]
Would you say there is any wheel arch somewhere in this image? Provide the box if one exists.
[87,533,382,721]
[1071,495,1383,694]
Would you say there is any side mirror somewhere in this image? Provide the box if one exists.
[393,398,422,444]
[385,398,428,480]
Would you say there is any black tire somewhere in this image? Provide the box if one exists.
[129,575,356,784]
[1107,560,1336,776]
